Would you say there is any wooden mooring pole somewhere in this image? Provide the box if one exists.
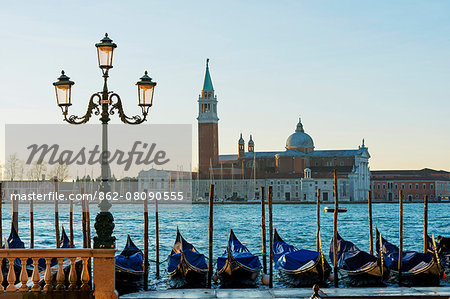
[260,186,267,274]
[155,190,160,278]
[81,187,87,248]
[268,186,273,288]
[398,190,403,285]
[316,189,321,252]
[54,177,60,248]
[12,190,18,233]
[368,190,373,255]
[30,195,34,248]
[69,197,74,248]
[207,184,215,288]
[333,169,339,288]
[423,195,428,253]
[143,189,149,290]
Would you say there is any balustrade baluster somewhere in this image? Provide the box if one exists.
[19,257,29,292]
[6,257,17,292]
[43,258,53,292]
[31,258,41,292]
[80,257,90,291]
[0,260,3,292]
[68,257,77,291]
[56,258,65,291]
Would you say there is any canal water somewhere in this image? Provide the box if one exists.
[3,202,449,288]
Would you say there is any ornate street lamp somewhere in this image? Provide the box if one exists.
[53,33,157,249]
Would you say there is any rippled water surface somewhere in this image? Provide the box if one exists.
[4,202,449,288]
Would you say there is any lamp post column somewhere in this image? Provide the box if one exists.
[94,71,116,249]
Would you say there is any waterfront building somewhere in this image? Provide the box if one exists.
[370,169,450,202]
[194,60,371,202]
[138,168,192,199]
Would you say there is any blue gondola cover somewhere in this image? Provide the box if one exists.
[273,230,320,271]
[116,235,144,272]
[376,232,433,272]
[330,233,377,271]
[168,229,207,273]
[217,230,261,272]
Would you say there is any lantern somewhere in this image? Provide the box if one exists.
[95,33,117,70]
[136,71,156,107]
[53,71,75,106]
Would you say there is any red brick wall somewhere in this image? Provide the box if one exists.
[198,122,218,178]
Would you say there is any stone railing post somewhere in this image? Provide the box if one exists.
[93,249,118,299]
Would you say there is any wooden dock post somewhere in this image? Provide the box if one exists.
[368,190,373,255]
[316,189,321,252]
[143,189,149,290]
[69,198,74,248]
[12,190,18,233]
[155,189,160,278]
[423,195,428,253]
[268,186,273,288]
[207,184,215,288]
[333,169,339,288]
[398,190,403,285]
[30,196,34,248]
[81,187,87,248]
[260,186,267,274]
[54,177,60,248]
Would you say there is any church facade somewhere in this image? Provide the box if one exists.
[194,61,371,202]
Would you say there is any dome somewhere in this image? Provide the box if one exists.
[285,118,314,151]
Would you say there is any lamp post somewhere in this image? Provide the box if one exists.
[53,33,157,249]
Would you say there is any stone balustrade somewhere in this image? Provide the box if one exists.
[0,249,117,299]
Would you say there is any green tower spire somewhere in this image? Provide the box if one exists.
[203,58,214,91]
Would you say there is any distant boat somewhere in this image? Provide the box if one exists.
[324,207,347,213]
[167,228,208,287]
[115,235,144,295]
[217,229,261,286]
[273,229,331,286]
[330,233,387,286]
[377,230,441,286]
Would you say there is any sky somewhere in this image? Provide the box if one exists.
[0,0,449,171]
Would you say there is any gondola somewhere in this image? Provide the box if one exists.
[59,226,70,248]
[115,235,145,295]
[431,235,450,267]
[167,228,208,287]
[426,235,449,280]
[273,229,331,286]
[217,229,261,287]
[376,230,441,286]
[330,232,387,286]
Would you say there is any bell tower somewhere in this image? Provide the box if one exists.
[198,59,219,178]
